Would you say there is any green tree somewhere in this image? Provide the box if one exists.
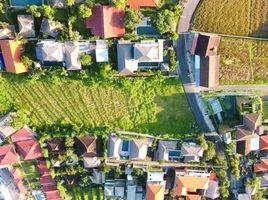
[230,154,240,179]
[80,54,92,66]
[65,137,74,147]
[169,49,177,71]
[11,109,30,129]
[21,55,33,68]
[0,3,5,14]
[124,9,143,32]
[0,21,9,28]
[27,5,41,17]
[79,4,92,18]
[41,5,55,20]
[197,134,208,150]
[66,0,75,6]
[112,0,126,9]
[204,141,216,161]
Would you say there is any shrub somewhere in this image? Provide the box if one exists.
[124,9,143,32]
[79,4,92,18]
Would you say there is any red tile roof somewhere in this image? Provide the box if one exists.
[260,136,268,150]
[254,158,268,172]
[15,139,43,160]
[37,160,50,176]
[40,175,56,186]
[127,0,160,9]
[10,169,27,194]
[11,127,35,143]
[0,145,18,165]
[86,5,125,38]
[45,190,62,200]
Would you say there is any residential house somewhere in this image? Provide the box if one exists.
[95,40,109,62]
[236,113,263,155]
[64,41,81,70]
[74,135,100,168]
[127,0,160,10]
[37,160,63,200]
[157,140,181,161]
[86,5,125,39]
[254,158,268,172]
[11,127,43,160]
[174,170,211,200]
[191,33,221,88]
[36,40,64,66]
[0,40,27,73]
[40,18,60,38]
[108,134,122,160]
[17,15,35,38]
[146,172,166,200]
[117,40,164,74]
[129,139,149,160]
[0,25,14,39]
[204,179,220,199]
[10,169,27,196]
[0,112,16,144]
[191,34,221,57]
[259,135,268,150]
[63,174,80,185]
[146,183,165,200]
[104,180,125,199]
[180,142,204,162]
[90,169,105,185]
[0,145,18,166]
[49,0,65,8]
[47,137,66,154]
[260,174,268,189]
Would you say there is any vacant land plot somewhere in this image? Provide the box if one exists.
[192,0,250,35]
[2,76,193,136]
[192,0,268,37]
[219,37,268,84]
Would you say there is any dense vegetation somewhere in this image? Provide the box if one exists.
[0,71,193,136]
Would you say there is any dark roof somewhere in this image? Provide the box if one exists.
[199,55,220,88]
[63,174,80,185]
[85,5,125,38]
[47,137,65,154]
[74,135,97,157]
[195,34,221,57]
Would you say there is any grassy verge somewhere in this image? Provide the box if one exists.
[263,101,268,121]
[219,37,268,84]
[68,187,104,200]
[1,74,193,136]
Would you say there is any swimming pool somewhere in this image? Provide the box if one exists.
[137,26,160,36]
[10,0,43,7]
[32,190,45,200]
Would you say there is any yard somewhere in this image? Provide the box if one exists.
[218,37,268,84]
[20,160,41,189]
[192,0,268,38]
[68,187,104,200]
[1,75,193,136]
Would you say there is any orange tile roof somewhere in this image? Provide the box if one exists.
[146,183,165,200]
[254,158,268,172]
[186,195,202,200]
[175,176,209,197]
[0,40,27,73]
[128,0,160,9]
[260,136,268,150]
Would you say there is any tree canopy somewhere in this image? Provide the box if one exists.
[124,9,143,32]
[41,5,55,20]
[79,4,92,18]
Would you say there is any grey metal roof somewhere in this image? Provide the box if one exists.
[40,18,58,38]
[17,15,35,38]
[117,42,134,73]
[64,42,81,71]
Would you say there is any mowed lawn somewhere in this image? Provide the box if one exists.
[219,37,268,84]
[3,76,193,136]
[192,0,268,37]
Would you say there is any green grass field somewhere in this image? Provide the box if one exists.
[219,37,268,84]
[1,75,193,136]
[68,187,104,200]
[192,0,268,37]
